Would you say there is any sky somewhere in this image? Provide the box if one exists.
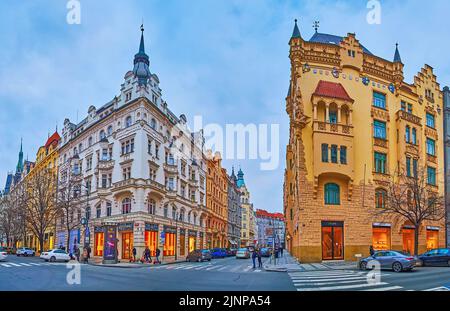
[1,0,450,213]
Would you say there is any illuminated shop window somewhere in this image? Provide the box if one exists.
[164,232,176,256]
[426,229,439,251]
[372,226,391,250]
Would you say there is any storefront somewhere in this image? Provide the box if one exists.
[118,222,134,260]
[69,229,80,255]
[321,221,344,260]
[402,226,415,254]
[179,229,186,257]
[163,226,176,256]
[94,227,104,257]
[145,223,158,256]
[188,230,197,252]
[372,223,391,251]
[426,227,439,250]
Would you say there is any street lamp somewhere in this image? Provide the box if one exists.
[174,211,182,261]
[79,184,91,248]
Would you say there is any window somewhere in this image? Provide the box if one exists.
[340,146,347,165]
[107,125,113,136]
[122,167,131,180]
[375,189,387,209]
[411,128,417,145]
[96,205,101,218]
[148,139,153,155]
[86,157,92,170]
[374,120,386,139]
[401,101,406,111]
[85,206,91,220]
[426,113,435,129]
[373,92,386,109]
[106,202,112,217]
[324,183,340,205]
[122,198,132,214]
[148,199,156,215]
[149,168,156,181]
[150,118,157,130]
[374,152,387,174]
[155,143,160,159]
[329,111,337,124]
[99,130,106,140]
[405,126,410,143]
[407,103,413,114]
[321,144,328,162]
[101,174,107,188]
[406,157,411,177]
[88,137,93,147]
[125,116,132,128]
[121,138,135,155]
[167,177,175,191]
[426,138,436,156]
[164,204,168,218]
[413,159,418,178]
[331,145,338,163]
[427,167,436,186]
[172,206,177,219]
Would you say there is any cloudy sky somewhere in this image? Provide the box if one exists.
[1,0,449,213]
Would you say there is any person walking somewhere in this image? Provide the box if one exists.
[144,246,151,263]
[75,246,80,262]
[280,247,284,257]
[155,248,161,264]
[132,247,137,263]
[252,248,257,269]
[369,245,375,256]
[82,247,88,264]
[257,248,263,268]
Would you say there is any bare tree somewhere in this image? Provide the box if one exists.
[24,168,58,253]
[0,187,28,248]
[56,168,84,252]
[373,164,445,255]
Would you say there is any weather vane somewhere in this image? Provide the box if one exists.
[313,21,320,33]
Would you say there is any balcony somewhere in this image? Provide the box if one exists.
[313,121,353,137]
[166,188,177,199]
[98,159,115,170]
[112,178,136,190]
[396,110,421,126]
[163,163,178,175]
[373,138,388,149]
[427,154,437,164]
[146,179,165,192]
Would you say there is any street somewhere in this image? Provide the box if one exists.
[1,254,450,291]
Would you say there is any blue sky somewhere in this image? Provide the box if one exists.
[1,0,449,213]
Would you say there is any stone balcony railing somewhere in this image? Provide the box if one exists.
[163,163,178,174]
[146,179,165,192]
[113,178,136,190]
[427,154,437,164]
[313,121,353,136]
[373,138,388,148]
[396,110,421,126]
[98,159,115,170]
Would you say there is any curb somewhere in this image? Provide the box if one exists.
[88,259,186,269]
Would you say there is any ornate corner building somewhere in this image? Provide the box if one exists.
[284,20,447,263]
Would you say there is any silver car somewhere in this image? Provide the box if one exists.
[16,247,35,257]
[359,250,417,272]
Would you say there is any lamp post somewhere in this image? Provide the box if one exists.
[174,211,182,261]
[79,184,91,248]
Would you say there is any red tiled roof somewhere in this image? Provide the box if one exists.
[256,209,284,220]
[313,80,354,102]
[45,131,61,149]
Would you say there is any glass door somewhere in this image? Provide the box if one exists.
[121,232,133,260]
[402,229,414,254]
[322,222,344,260]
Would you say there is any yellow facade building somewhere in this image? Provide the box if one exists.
[284,21,446,263]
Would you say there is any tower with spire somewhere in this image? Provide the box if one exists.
[236,168,245,188]
[133,24,151,86]
[16,138,24,174]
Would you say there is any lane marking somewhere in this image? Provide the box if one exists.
[243,266,253,272]
[29,263,42,266]
[8,263,22,267]
[293,279,368,287]
[293,276,368,283]
[297,282,389,291]
[217,266,229,271]
[363,286,403,291]
[291,274,369,280]
[205,265,224,271]
[19,263,33,267]
[1,263,12,267]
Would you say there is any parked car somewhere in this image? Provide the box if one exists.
[0,247,8,261]
[359,250,416,272]
[16,247,35,257]
[229,248,238,256]
[225,248,235,257]
[236,248,250,259]
[260,248,271,257]
[210,248,227,259]
[186,249,212,262]
[418,248,450,267]
[6,247,16,255]
[40,249,71,262]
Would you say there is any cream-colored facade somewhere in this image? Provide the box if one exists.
[284,22,446,263]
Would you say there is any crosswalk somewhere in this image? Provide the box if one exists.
[148,261,266,273]
[0,261,66,268]
[288,270,403,291]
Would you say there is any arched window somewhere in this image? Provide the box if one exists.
[180,209,185,222]
[126,116,132,128]
[107,125,113,136]
[148,199,156,215]
[411,128,417,145]
[122,198,131,214]
[405,126,410,143]
[150,118,156,130]
[172,206,177,219]
[163,204,168,218]
[73,147,78,155]
[78,143,83,152]
[375,189,387,209]
[193,213,197,225]
[324,183,340,205]
[88,136,93,147]
[99,130,106,140]
[96,205,102,218]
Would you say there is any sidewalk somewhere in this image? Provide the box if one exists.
[263,251,303,272]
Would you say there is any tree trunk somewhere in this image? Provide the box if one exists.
[414,226,420,256]
[39,234,44,254]
[66,229,71,254]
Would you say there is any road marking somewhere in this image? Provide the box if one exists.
[194,265,210,270]
[363,286,403,291]
[1,263,12,267]
[301,264,316,271]
[182,265,196,270]
[8,263,22,267]
[254,269,262,272]
[217,266,229,271]
[18,263,32,267]
[293,279,369,286]
[174,264,191,270]
[243,266,253,272]
[29,263,41,266]
[291,274,368,280]
[296,282,389,291]
[293,276,368,283]
[311,263,328,269]
[230,265,245,272]
[424,287,450,291]
[205,265,224,271]
[289,272,364,277]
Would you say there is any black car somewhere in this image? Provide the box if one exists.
[418,248,450,267]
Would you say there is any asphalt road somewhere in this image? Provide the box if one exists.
[0,254,295,291]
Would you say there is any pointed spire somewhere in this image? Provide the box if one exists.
[133,24,151,86]
[139,24,145,54]
[394,43,402,63]
[291,19,301,39]
[16,138,24,173]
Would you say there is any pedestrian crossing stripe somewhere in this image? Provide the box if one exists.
[296,282,390,291]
